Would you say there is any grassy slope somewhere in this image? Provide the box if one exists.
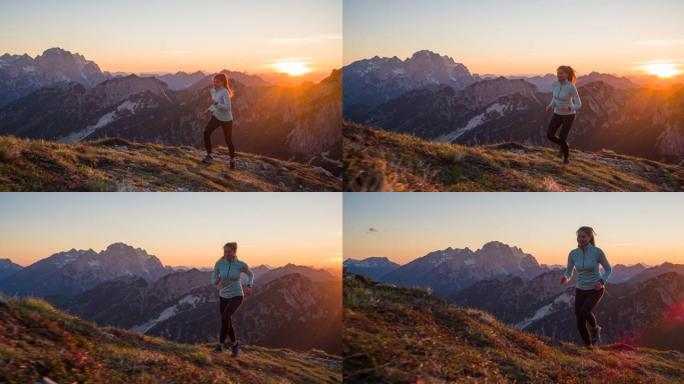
[344,275,684,384]
[0,297,341,384]
[0,136,340,191]
[344,123,684,192]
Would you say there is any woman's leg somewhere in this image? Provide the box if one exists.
[204,117,220,155]
[219,297,229,344]
[546,114,564,146]
[575,288,604,346]
[558,114,576,161]
[574,289,591,346]
[221,296,244,344]
[221,121,235,159]
[579,288,603,328]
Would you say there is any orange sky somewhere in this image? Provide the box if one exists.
[344,0,684,77]
[0,0,341,80]
[344,193,684,267]
[0,193,342,270]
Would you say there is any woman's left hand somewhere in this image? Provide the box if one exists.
[594,281,603,290]
[243,286,252,297]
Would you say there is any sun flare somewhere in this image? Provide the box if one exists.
[641,63,682,78]
[271,60,312,76]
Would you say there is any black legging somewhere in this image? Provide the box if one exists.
[547,113,575,161]
[575,288,604,346]
[204,116,235,158]
[219,295,243,344]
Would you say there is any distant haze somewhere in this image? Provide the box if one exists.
[344,0,684,77]
[0,0,341,79]
[0,193,342,269]
[344,193,684,266]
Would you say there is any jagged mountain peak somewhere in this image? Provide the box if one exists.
[0,243,168,296]
[376,239,545,296]
[343,50,477,110]
[104,242,140,251]
[480,240,511,248]
[41,47,73,55]
[0,258,23,281]
[408,49,455,63]
[478,241,528,256]
[101,242,155,259]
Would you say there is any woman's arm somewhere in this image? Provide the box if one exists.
[215,90,231,111]
[563,253,575,280]
[570,84,582,111]
[547,83,557,110]
[242,263,254,287]
[598,249,612,282]
[211,262,220,285]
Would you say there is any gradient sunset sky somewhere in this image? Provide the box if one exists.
[344,0,684,77]
[0,0,341,78]
[344,193,684,266]
[0,193,342,269]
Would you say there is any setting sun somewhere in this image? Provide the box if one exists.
[641,63,682,78]
[272,60,313,76]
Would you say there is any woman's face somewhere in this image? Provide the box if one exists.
[577,231,591,247]
[213,78,222,88]
[223,247,236,258]
[557,69,568,82]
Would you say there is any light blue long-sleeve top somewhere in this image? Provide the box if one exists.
[211,257,253,298]
[563,243,612,290]
[209,87,233,122]
[548,80,582,115]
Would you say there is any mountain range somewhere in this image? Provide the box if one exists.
[0,48,109,106]
[0,243,342,354]
[345,241,547,294]
[0,48,342,168]
[0,243,168,297]
[343,50,476,114]
[344,274,684,383]
[344,50,684,164]
[381,241,545,297]
[62,269,342,354]
[345,242,684,352]
[342,257,400,279]
[452,267,684,352]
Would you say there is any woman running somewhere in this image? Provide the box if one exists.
[211,242,253,356]
[560,226,612,348]
[546,65,582,165]
[203,73,236,169]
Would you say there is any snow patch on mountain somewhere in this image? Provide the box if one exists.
[54,252,81,269]
[130,294,202,333]
[515,293,573,330]
[59,99,143,143]
[437,102,509,142]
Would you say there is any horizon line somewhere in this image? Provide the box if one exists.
[1,47,339,80]
[344,254,673,269]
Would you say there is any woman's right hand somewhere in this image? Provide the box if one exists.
[215,277,221,286]
[560,276,569,284]
[546,105,553,113]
